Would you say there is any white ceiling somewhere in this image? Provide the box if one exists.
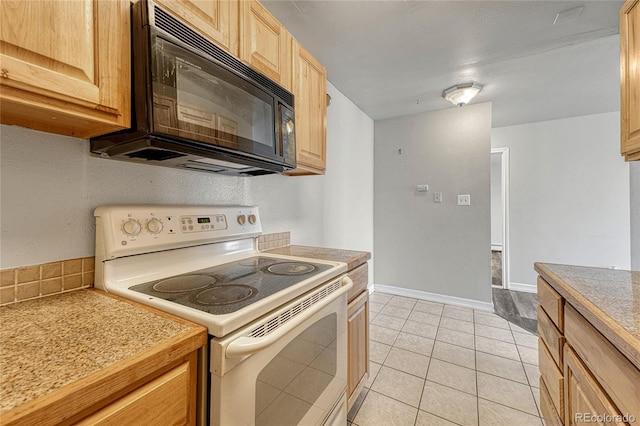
[262,0,623,127]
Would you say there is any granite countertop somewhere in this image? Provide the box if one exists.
[264,245,371,271]
[534,262,640,370]
[0,289,206,418]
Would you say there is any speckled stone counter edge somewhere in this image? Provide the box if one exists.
[0,289,206,416]
[535,262,640,370]
[264,245,371,271]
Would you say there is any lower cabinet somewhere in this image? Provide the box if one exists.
[77,353,198,425]
[346,263,369,410]
[537,275,640,426]
[564,346,623,426]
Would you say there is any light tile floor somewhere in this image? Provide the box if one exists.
[348,292,542,426]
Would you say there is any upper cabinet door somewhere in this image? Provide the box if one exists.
[0,0,130,138]
[154,0,239,56]
[620,0,640,161]
[239,0,292,91]
[286,41,327,175]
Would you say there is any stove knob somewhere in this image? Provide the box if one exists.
[122,219,142,236]
[237,215,246,225]
[248,214,257,224]
[146,218,163,234]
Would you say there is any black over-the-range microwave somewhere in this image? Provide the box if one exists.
[90,0,296,176]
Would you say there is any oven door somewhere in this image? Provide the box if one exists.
[210,277,352,426]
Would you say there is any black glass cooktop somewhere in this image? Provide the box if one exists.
[129,256,332,315]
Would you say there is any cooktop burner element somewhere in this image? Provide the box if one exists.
[267,262,316,275]
[128,256,334,316]
[195,285,257,305]
[153,275,216,293]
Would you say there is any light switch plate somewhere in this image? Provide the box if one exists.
[457,194,471,206]
[434,192,442,203]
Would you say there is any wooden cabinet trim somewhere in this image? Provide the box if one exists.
[347,290,369,410]
[565,304,640,420]
[620,0,640,159]
[537,306,564,369]
[539,377,564,426]
[76,358,194,425]
[154,0,239,56]
[239,0,292,89]
[539,337,565,420]
[347,263,368,302]
[537,276,564,332]
[291,41,327,174]
[563,345,625,426]
[0,0,131,138]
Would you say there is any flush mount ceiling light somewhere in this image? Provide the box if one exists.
[442,82,483,106]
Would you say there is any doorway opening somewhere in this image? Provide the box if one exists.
[491,148,510,290]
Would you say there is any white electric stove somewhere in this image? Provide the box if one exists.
[94,205,351,426]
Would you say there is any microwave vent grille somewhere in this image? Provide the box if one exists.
[153,5,294,108]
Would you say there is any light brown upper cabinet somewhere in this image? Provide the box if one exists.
[240,0,292,91]
[620,0,640,161]
[154,0,239,56]
[286,41,327,175]
[0,0,130,138]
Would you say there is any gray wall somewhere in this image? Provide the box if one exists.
[0,83,375,273]
[492,112,631,286]
[374,102,492,304]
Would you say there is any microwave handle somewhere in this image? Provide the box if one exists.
[225,277,353,358]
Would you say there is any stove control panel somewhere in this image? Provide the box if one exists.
[95,205,262,259]
[180,214,227,233]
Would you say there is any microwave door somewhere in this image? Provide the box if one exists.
[149,34,282,163]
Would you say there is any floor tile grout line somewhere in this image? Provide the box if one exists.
[366,292,543,425]
[413,356,430,426]
[361,387,423,412]
[476,395,543,419]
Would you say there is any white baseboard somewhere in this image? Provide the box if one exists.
[491,245,502,252]
[371,284,494,312]
[509,282,537,293]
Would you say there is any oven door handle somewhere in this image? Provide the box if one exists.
[225,277,353,358]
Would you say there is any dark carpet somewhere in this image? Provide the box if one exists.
[492,288,538,334]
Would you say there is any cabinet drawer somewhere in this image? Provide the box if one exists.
[565,305,640,419]
[537,306,564,369]
[77,361,193,425]
[539,377,563,426]
[537,276,564,332]
[347,263,368,302]
[539,337,564,420]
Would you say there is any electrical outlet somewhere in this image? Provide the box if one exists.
[434,192,442,203]
[457,194,471,206]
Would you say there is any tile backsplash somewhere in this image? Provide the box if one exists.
[0,257,94,306]
[257,232,290,251]
[0,232,290,306]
